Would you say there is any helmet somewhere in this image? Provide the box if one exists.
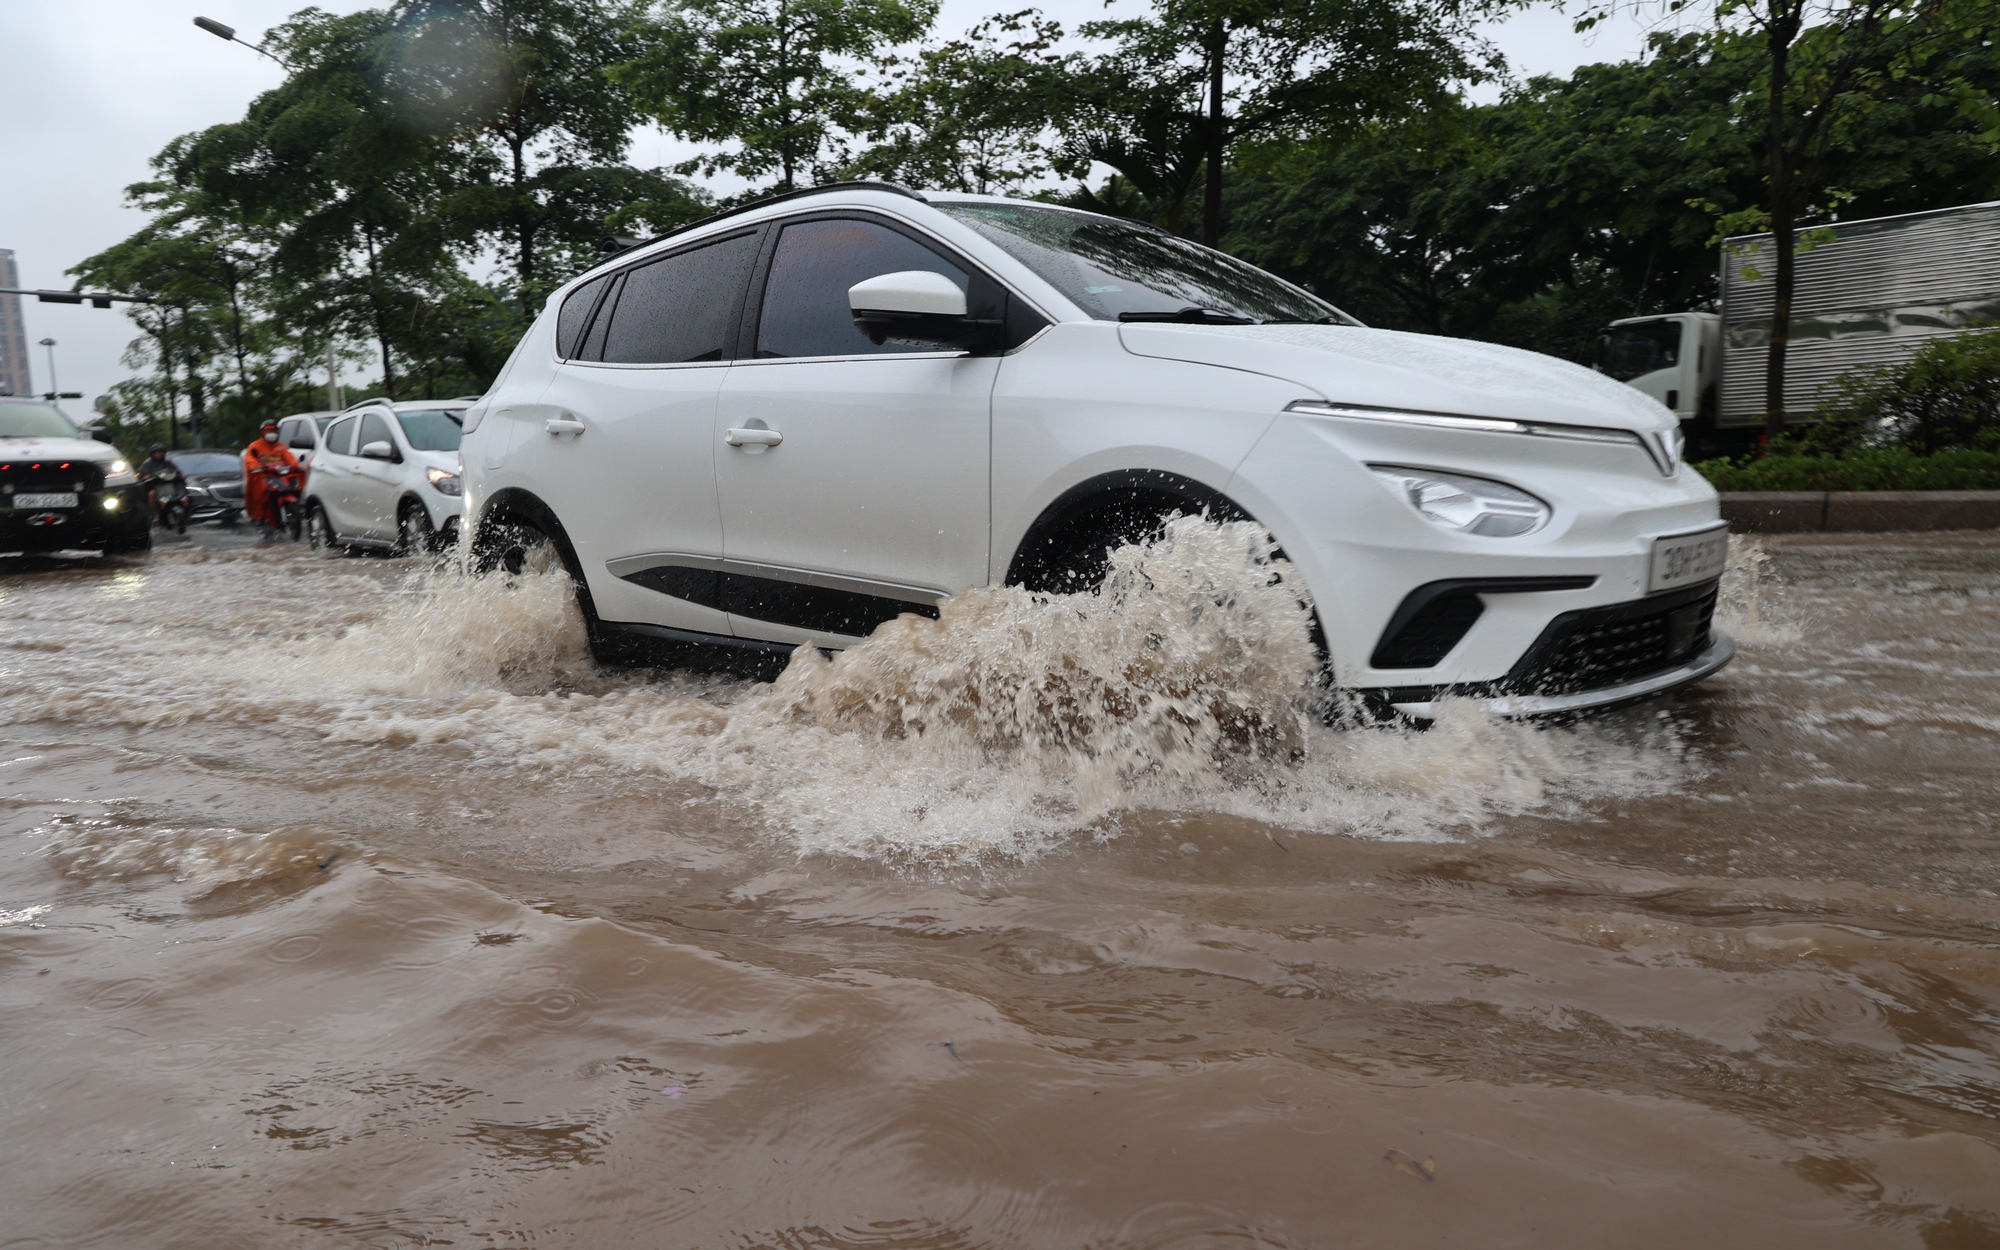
[260,419,280,431]
[149,443,166,453]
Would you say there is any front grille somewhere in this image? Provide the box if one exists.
[0,460,104,503]
[1505,581,1718,695]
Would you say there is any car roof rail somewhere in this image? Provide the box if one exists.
[592,180,928,265]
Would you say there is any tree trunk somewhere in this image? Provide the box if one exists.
[1203,18,1225,249]
[512,131,536,320]
[362,224,398,400]
[1763,3,1803,441]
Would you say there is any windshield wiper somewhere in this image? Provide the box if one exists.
[1260,316,1338,325]
[1117,307,1255,325]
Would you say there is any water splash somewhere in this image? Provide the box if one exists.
[1,522,1696,863]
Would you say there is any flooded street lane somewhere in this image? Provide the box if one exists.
[3,530,1999,1248]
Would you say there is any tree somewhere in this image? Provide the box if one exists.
[853,9,1068,194]
[1072,0,1506,246]
[616,0,936,195]
[1581,0,2000,436]
[386,0,707,316]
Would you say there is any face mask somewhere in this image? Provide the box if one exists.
[263,432,278,442]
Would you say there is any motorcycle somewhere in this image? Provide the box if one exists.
[151,475,192,534]
[257,465,305,542]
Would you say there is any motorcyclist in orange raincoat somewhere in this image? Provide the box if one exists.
[242,420,303,532]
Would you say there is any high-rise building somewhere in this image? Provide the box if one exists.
[0,250,30,397]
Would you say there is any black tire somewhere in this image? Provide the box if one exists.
[469,517,555,577]
[396,503,436,557]
[172,505,186,535]
[1008,507,1187,594]
[306,501,339,553]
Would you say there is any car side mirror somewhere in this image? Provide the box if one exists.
[360,440,396,461]
[849,270,1001,350]
[90,428,115,444]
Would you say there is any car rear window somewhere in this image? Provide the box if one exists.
[169,453,239,475]
[557,273,613,359]
[323,415,359,456]
[396,409,463,452]
[597,231,759,365]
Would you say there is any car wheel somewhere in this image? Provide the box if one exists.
[469,517,557,577]
[396,503,436,557]
[307,502,339,553]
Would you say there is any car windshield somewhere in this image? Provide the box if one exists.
[315,415,338,431]
[1596,319,1682,382]
[396,409,463,452]
[0,403,79,439]
[935,202,1357,325]
[171,453,240,476]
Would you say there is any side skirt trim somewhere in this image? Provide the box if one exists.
[607,552,944,637]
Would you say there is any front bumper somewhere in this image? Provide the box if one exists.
[1372,633,1735,720]
[0,485,149,553]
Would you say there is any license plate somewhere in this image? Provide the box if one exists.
[14,493,78,509]
[1649,523,1729,592]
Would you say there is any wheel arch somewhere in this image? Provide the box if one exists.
[1001,468,1253,589]
[474,487,593,595]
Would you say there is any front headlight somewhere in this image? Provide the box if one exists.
[426,467,462,496]
[105,458,136,486]
[1369,466,1551,537]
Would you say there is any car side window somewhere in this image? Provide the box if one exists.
[755,219,971,360]
[598,231,760,365]
[324,415,358,456]
[556,273,613,359]
[358,413,395,455]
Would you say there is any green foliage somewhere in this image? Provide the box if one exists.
[1059,0,1505,241]
[76,0,704,440]
[1807,328,2000,453]
[1693,446,2000,490]
[615,0,937,195]
[852,10,1068,195]
[1223,11,2000,364]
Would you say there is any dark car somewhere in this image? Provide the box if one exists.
[168,451,247,525]
[0,399,151,556]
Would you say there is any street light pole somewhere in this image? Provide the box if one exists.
[38,338,58,396]
[193,17,289,68]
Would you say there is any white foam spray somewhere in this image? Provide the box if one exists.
[2,522,1698,863]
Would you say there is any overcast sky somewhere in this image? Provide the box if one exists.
[0,0,1655,417]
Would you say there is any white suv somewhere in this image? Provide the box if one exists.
[304,400,467,554]
[462,183,1731,718]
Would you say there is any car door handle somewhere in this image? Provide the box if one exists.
[724,428,783,447]
[544,418,585,436]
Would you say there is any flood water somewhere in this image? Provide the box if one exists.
[3,525,1999,1248]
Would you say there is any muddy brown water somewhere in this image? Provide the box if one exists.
[2,527,1998,1248]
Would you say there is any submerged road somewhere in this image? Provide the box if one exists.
[1,527,1997,1247]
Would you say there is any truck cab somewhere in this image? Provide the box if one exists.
[1595,312,1719,423]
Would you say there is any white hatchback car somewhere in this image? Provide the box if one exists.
[462,183,1732,718]
[304,399,467,554]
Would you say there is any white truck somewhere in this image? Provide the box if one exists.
[1596,199,2000,452]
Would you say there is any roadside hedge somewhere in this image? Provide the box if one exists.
[1692,447,2000,491]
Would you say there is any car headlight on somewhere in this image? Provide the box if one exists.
[1369,465,1551,537]
[426,467,462,496]
[105,458,137,486]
